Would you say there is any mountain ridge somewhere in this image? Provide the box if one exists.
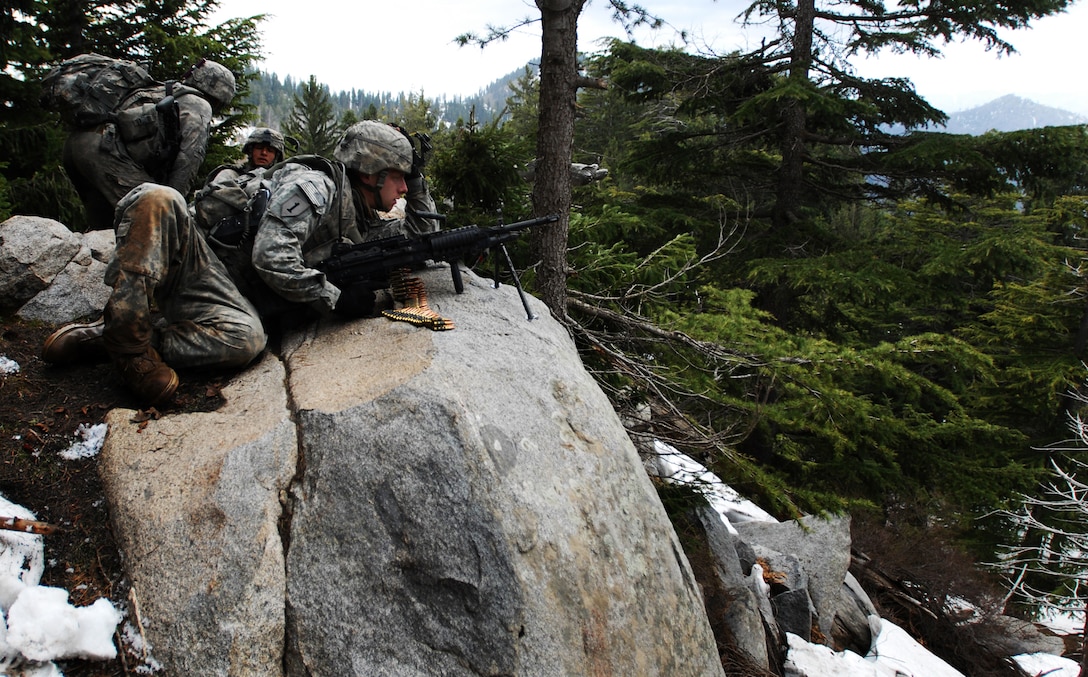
[932,94,1087,134]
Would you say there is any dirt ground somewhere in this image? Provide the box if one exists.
[0,315,226,676]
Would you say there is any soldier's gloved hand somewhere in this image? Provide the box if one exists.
[332,282,376,318]
[390,124,429,180]
[407,134,429,180]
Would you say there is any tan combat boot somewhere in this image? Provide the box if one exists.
[41,318,108,364]
[113,346,179,406]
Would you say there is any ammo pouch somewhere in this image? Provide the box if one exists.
[116,102,159,142]
[208,186,271,249]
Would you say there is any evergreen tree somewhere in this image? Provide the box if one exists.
[738,0,1072,230]
[0,0,263,230]
[456,0,659,315]
[392,91,439,136]
[429,111,527,225]
[284,75,340,157]
[501,67,542,165]
[0,0,50,126]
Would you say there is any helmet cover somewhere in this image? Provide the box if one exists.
[243,127,285,159]
[183,59,236,111]
[333,120,413,175]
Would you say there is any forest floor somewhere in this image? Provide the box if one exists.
[0,315,226,676]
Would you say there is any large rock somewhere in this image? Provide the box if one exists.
[734,514,852,642]
[0,216,81,311]
[99,265,725,677]
[695,505,771,668]
[281,267,723,676]
[100,353,298,675]
[830,572,878,653]
[18,228,113,322]
[977,615,1067,657]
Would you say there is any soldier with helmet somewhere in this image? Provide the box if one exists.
[241,127,285,169]
[334,119,438,240]
[40,120,440,406]
[59,57,237,229]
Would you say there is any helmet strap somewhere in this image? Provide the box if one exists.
[349,170,389,214]
[366,170,390,212]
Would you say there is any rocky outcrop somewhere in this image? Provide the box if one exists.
[0,216,112,322]
[94,261,726,676]
[277,270,725,676]
[4,215,1071,675]
[100,353,297,674]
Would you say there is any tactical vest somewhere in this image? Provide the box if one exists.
[198,155,356,322]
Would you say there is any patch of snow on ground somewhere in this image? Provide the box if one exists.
[1012,652,1081,677]
[0,356,19,375]
[59,423,108,461]
[0,493,121,675]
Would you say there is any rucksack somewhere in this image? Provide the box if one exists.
[40,53,160,128]
[193,165,272,250]
[113,82,186,181]
[194,155,350,250]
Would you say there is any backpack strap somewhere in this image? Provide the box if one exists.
[153,81,182,178]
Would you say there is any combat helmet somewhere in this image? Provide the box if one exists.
[333,121,413,176]
[243,127,285,162]
[182,58,236,112]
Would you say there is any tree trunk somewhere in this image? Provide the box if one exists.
[773,0,815,230]
[531,0,583,318]
[1080,599,1087,677]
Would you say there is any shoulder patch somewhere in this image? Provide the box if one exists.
[268,177,330,221]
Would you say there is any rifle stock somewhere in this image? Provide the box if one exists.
[318,213,559,319]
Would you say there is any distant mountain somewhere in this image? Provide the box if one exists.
[935,95,1088,135]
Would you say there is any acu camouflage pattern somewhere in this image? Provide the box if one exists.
[99,152,439,370]
[62,83,216,229]
[180,59,236,111]
[243,127,285,158]
[104,183,266,369]
[39,53,158,127]
[333,121,413,175]
[191,164,270,238]
[243,156,438,315]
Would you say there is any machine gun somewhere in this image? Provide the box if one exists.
[318,213,559,320]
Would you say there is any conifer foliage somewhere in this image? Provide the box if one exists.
[284,75,342,157]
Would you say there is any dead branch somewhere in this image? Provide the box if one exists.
[0,516,64,535]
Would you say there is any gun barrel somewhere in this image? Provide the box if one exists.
[493,214,559,236]
[317,213,561,295]
[408,210,447,222]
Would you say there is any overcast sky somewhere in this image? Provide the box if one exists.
[208,0,1088,117]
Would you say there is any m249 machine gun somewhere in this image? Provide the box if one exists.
[317,213,559,321]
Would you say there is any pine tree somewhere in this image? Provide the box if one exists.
[284,75,340,157]
[738,0,1073,229]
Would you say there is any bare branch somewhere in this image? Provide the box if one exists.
[454,16,540,49]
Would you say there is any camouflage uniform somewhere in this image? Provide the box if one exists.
[103,183,267,369]
[44,120,438,404]
[208,155,438,321]
[104,136,438,368]
[63,61,235,229]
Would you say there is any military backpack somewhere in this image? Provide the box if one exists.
[41,53,192,181]
[40,53,160,127]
